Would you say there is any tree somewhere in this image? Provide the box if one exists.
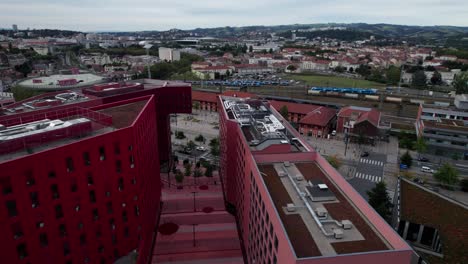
[286,65,297,72]
[209,137,220,156]
[434,163,459,187]
[249,45,253,53]
[386,65,401,85]
[186,140,196,150]
[194,134,205,143]
[334,66,346,73]
[205,165,213,177]
[411,70,427,89]
[175,169,184,184]
[279,105,289,120]
[14,62,32,77]
[326,155,341,169]
[355,64,371,77]
[192,101,200,111]
[184,164,192,177]
[430,71,442,85]
[193,167,202,177]
[367,181,393,222]
[453,72,468,95]
[400,151,413,168]
[175,131,186,139]
[414,137,427,159]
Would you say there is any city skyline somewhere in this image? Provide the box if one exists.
[1,0,468,32]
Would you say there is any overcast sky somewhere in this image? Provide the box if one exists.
[1,0,467,32]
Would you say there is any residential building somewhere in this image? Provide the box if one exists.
[0,80,191,264]
[394,178,468,264]
[158,47,180,62]
[218,96,415,264]
[337,106,389,142]
[234,64,274,76]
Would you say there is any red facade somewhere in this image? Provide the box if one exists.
[0,80,191,264]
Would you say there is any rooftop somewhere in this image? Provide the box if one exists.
[423,119,468,132]
[259,161,389,258]
[17,73,105,90]
[222,97,307,152]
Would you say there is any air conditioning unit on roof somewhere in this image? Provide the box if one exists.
[284,161,291,167]
[278,171,287,177]
[295,175,303,181]
[286,203,295,212]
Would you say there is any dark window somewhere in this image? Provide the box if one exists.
[122,211,128,223]
[99,146,106,161]
[87,174,94,185]
[36,221,44,229]
[25,171,35,186]
[59,224,67,237]
[51,184,59,199]
[48,171,56,178]
[407,222,420,242]
[30,192,39,208]
[105,191,111,197]
[116,160,122,173]
[89,190,96,203]
[112,234,117,245]
[128,145,133,151]
[109,219,115,230]
[75,204,80,212]
[39,233,48,247]
[63,242,70,256]
[83,152,91,166]
[124,226,129,237]
[6,200,17,217]
[397,220,406,236]
[17,244,28,259]
[80,234,86,245]
[118,178,124,191]
[420,226,436,247]
[55,205,63,219]
[12,222,23,239]
[114,143,120,155]
[274,236,278,250]
[113,249,119,259]
[66,157,74,172]
[134,205,140,216]
[131,178,136,185]
[107,202,113,214]
[71,183,78,192]
[1,177,13,194]
[78,222,84,230]
[129,155,135,168]
[98,245,104,253]
[93,208,99,220]
[100,258,106,264]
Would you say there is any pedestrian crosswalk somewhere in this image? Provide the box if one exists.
[359,158,384,166]
[354,172,382,182]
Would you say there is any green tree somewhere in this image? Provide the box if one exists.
[430,71,442,85]
[411,70,427,89]
[184,164,192,177]
[279,105,289,120]
[204,165,213,177]
[209,137,220,156]
[175,169,184,184]
[434,163,459,187]
[400,151,413,168]
[249,45,253,53]
[414,137,427,159]
[187,140,196,150]
[194,134,205,143]
[355,64,371,77]
[14,62,32,77]
[386,65,401,85]
[334,66,346,73]
[193,167,202,177]
[367,181,393,222]
[193,101,200,111]
[453,72,468,94]
[326,155,341,169]
[286,65,297,71]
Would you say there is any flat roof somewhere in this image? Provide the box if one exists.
[259,162,388,258]
[17,73,105,90]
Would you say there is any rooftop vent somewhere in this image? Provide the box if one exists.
[333,229,344,239]
[295,175,304,181]
[278,171,287,177]
[286,203,296,212]
[284,161,291,167]
[316,207,328,217]
[342,220,353,230]
[318,184,328,190]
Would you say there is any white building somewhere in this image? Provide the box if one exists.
[159,47,181,62]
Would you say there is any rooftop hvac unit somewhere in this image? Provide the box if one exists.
[342,220,353,230]
[295,175,304,181]
[333,229,344,239]
[316,207,328,217]
[318,184,328,190]
[284,161,291,167]
[286,203,296,212]
[278,171,287,177]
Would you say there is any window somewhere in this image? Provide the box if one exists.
[406,222,420,242]
[80,234,86,245]
[59,224,67,237]
[66,157,74,172]
[12,222,23,239]
[129,155,135,168]
[420,226,436,247]
[63,242,70,256]
[6,200,17,217]
[116,160,122,173]
[25,171,35,186]
[36,221,44,229]
[99,146,106,161]
[109,219,115,230]
[93,208,99,221]
[274,236,278,251]
[131,178,136,185]
[55,205,63,219]
[118,178,124,191]
[134,205,140,216]
[89,190,96,203]
[17,244,28,259]
[105,191,111,197]
[107,202,113,214]
[75,204,80,212]
[78,222,84,230]
[114,143,120,155]
[51,184,59,199]
[128,145,133,151]
[48,171,56,178]
[1,177,13,195]
[83,152,91,166]
[124,226,129,237]
[87,174,94,185]
[122,211,128,223]
[71,183,78,192]
[113,249,119,259]
[39,233,48,247]
[30,192,39,208]
[98,245,104,253]
[112,234,117,245]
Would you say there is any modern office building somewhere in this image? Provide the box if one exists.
[218,96,415,263]
[158,47,181,62]
[0,80,191,264]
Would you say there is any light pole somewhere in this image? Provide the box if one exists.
[143,44,153,79]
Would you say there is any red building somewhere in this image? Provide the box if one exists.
[218,95,415,263]
[336,106,389,142]
[0,80,191,264]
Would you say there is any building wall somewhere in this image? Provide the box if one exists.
[399,179,468,264]
[0,98,160,264]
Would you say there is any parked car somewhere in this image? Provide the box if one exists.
[360,151,369,157]
[331,130,336,136]
[418,157,430,162]
[421,166,434,173]
[196,146,206,151]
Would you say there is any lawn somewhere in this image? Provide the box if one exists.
[288,74,386,89]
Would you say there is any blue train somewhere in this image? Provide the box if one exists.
[309,87,378,95]
[190,80,290,87]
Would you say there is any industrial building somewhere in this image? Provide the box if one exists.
[0,80,191,264]
[218,96,415,263]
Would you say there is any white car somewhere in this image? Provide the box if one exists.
[196,146,206,151]
[421,166,434,173]
[331,130,337,136]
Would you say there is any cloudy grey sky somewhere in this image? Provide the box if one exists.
[1,0,467,31]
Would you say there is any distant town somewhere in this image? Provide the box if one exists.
[0,22,467,264]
